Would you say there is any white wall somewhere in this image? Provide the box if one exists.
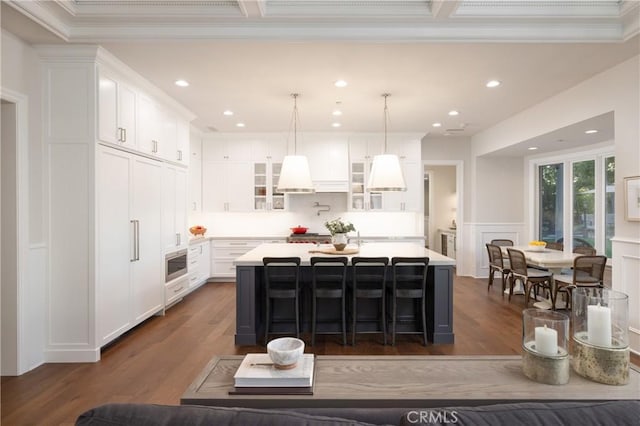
[1,30,46,373]
[474,157,524,223]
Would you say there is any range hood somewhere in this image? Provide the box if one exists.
[313,180,349,193]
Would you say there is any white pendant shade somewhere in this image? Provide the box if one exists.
[276,155,315,193]
[367,154,407,192]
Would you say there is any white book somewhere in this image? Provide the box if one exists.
[234,353,315,388]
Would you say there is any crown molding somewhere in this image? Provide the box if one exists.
[6,0,637,42]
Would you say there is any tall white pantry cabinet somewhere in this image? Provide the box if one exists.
[39,46,195,362]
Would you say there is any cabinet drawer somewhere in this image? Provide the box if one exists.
[212,259,236,276]
[213,247,254,258]
[165,276,188,306]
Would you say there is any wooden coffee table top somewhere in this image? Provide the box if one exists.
[181,355,640,409]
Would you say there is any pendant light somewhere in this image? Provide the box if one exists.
[367,93,407,192]
[276,93,315,193]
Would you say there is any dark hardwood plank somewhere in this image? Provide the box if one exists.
[1,275,638,425]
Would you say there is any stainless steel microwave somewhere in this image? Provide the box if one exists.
[165,249,188,282]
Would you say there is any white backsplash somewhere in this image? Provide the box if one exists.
[190,193,423,237]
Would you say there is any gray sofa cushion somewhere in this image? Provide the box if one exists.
[76,403,381,426]
[398,401,640,426]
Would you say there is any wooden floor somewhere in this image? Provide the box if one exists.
[2,275,638,425]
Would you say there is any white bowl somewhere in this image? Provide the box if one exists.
[267,337,304,369]
[528,244,546,252]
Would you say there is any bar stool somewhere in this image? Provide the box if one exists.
[310,256,348,346]
[263,257,301,344]
[351,257,388,345]
[388,257,429,346]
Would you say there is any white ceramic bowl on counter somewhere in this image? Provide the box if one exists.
[267,337,305,369]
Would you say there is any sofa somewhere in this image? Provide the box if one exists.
[76,400,640,426]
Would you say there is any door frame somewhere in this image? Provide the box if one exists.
[422,160,463,268]
[1,87,30,375]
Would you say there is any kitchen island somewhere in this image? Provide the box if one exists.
[233,242,456,345]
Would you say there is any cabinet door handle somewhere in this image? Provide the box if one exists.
[152,140,158,153]
[130,220,140,261]
[177,150,182,161]
[122,128,127,143]
[200,245,203,255]
[192,202,197,211]
[173,285,184,294]
[176,232,181,246]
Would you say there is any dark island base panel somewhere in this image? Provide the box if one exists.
[235,265,455,346]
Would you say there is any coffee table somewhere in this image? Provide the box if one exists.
[181,355,640,409]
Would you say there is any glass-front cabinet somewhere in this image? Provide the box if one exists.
[253,161,285,211]
[350,160,382,211]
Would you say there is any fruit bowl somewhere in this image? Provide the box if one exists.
[267,337,305,369]
[291,226,308,234]
[189,226,207,237]
[528,241,547,252]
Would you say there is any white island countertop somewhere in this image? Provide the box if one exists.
[234,242,456,266]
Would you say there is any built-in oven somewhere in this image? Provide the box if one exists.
[165,249,188,282]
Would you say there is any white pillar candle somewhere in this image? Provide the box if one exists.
[534,324,558,356]
[587,303,612,347]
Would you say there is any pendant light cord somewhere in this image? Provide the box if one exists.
[291,93,299,154]
[382,93,390,154]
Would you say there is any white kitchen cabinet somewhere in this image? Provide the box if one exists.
[98,72,136,150]
[202,160,253,212]
[189,130,202,212]
[349,135,383,211]
[137,94,160,157]
[210,239,284,279]
[253,137,287,211]
[188,240,210,289]
[176,119,190,166]
[382,159,422,212]
[165,275,189,307]
[441,231,457,259]
[97,146,164,346]
[162,164,189,253]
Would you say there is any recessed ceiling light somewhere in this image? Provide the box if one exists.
[332,110,343,116]
[585,129,598,134]
[236,122,245,128]
[334,80,348,88]
[174,79,189,87]
[432,122,442,127]
[486,80,501,88]
[448,110,459,116]
[223,110,234,116]
[332,122,341,128]
[528,147,538,150]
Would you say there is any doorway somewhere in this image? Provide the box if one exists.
[423,161,463,267]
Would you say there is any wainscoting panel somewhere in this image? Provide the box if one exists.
[468,223,526,278]
[612,237,640,355]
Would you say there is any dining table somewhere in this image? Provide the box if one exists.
[500,246,582,310]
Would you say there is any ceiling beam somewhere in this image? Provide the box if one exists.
[431,0,461,19]
[237,0,266,19]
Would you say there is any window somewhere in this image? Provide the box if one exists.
[534,151,614,257]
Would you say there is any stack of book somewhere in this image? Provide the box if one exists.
[231,353,315,395]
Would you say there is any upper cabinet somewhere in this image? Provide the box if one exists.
[98,66,191,166]
[252,136,287,211]
[348,133,423,212]
[98,71,137,150]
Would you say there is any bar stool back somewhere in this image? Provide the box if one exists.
[310,256,348,346]
[263,257,301,344]
[351,256,389,345]
[389,257,429,346]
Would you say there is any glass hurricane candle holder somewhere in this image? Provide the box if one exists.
[572,288,629,385]
[522,308,570,385]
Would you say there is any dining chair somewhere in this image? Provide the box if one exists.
[388,257,429,346]
[310,256,349,346]
[506,248,554,307]
[573,246,596,256]
[546,242,564,251]
[490,239,514,247]
[350,256,389,346]
[263,257,302,344]
[553,255,607,310]
[486,243,511,295]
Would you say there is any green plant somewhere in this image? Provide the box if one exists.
[324,218,355,235]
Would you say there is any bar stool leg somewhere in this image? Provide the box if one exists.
[381,292,387,346]
[341,293,346,346]
[295,293,300,339]
[352,293,357,346]
[264,296,270,345]
[311,290,317,346]
[421,296,427,346]
[392,294,397,346]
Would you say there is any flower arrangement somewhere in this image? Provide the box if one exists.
[324,218,355,235]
